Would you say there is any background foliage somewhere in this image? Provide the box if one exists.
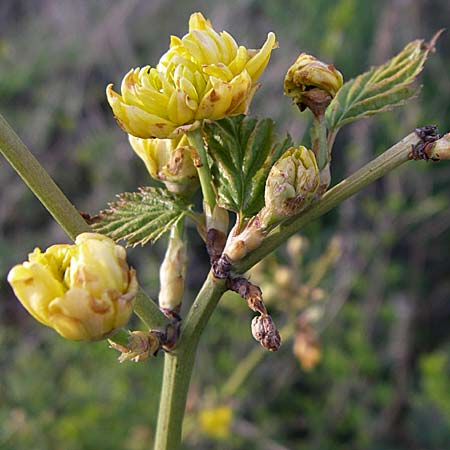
[1,1,449,449]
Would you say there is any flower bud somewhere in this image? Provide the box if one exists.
[251,314,281,351]
[7,233,138,341]
[221,216,265,264]
[260,146,320,227]
[109,330,161,363]
[158,227,187,315]
[284,53,343,113]
[129,134,198,196]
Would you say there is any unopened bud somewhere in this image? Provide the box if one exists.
[221,217,265,264]
[109,330,161,363]
[251,314,281,351]
[159,227,187,315]
[129,134,198,196]
[284,53,343,114]
[260,146,320,227]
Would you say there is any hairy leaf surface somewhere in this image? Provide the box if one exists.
[93,187,189,247]
[204,115,292,217]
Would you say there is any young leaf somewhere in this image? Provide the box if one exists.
[92,187,190,247]
[326,32,442,131]
[203,115,292,218]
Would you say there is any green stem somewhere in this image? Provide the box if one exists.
[311,114,328,170]
[187,127,216,218]
[235,132,421,274]
[0,112,166,330]
[154,272,227,450]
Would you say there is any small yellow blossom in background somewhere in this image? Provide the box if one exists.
[293,329,322,371]
[128,134,198,195]
[199,405,233,439]
[107,12,277,139]
[7,233,138,341]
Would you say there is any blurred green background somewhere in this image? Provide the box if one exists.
[1,1,450,449]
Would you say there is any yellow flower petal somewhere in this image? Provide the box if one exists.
[7,233,138,341]
[245,32,277,80]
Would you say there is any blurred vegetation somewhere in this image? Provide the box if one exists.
[1,0,449,449]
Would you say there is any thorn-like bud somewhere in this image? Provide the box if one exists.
[109,330,161,363]
[159,226,187,315]
[284,53,343,115]
[7,233,138,341]
[259,146,320,227]
[251,314,281,351]
[129,134,199,196]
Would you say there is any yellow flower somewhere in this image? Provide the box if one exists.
[7,233,138,341]
[128,134,198,195]
[107,12,277,139]
[284,53,343,111]
[199,406,233,439]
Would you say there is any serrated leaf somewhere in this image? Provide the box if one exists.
[203,115,292,217]
[326,32,441,131]
[92,187,190,247]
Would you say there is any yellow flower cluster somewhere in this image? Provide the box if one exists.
[8,233,138,341]
[107,12,277,139]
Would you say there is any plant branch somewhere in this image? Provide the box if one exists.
[235,131,425,274]
[311,114,328,170]
[187,127,216,218]
[0,112,167,330]
[154,272,227,450]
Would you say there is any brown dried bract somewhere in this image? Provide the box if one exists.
[410,125,441,161]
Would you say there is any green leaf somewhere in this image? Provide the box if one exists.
[326,32,441,131]
[203,115,292,218]
[92,187,190,247]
